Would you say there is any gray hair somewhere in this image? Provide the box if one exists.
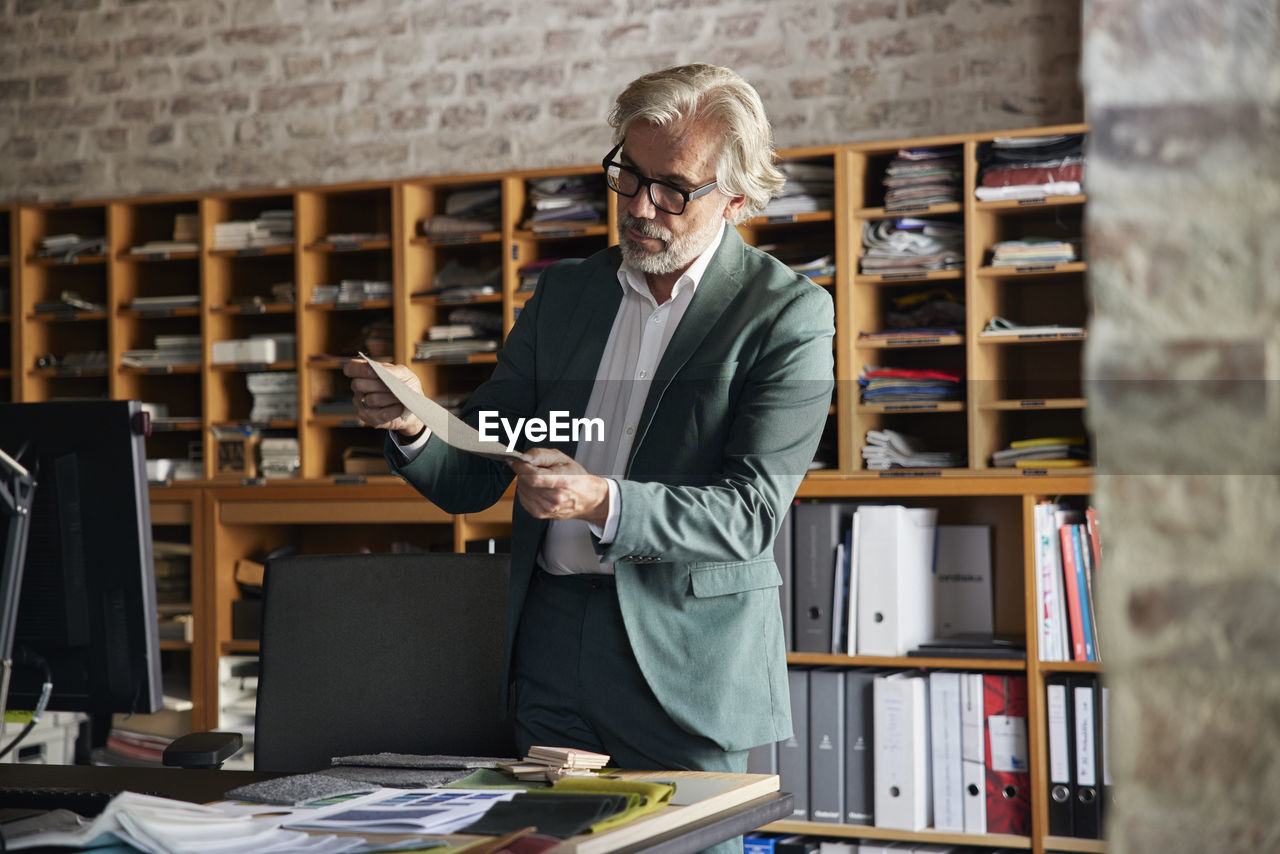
[608,64,786,224]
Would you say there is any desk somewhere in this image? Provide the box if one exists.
[0,765,793,854]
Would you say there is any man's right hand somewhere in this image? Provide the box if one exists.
[343,357,427,438]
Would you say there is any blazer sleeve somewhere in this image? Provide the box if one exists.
[386,275,549,514]
[598,280,835,565]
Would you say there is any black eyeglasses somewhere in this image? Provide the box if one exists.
[601,141,718,216]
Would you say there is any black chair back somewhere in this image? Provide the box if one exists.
[254,551,514,773]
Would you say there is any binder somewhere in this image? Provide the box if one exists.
[1044,674,1075,836]
[1101,682,1113,828]
[982,673,1030,835]
[931,524,994,638]
[807,668,845,823]
[1070,674,1101,838]
[927,670,964,832]
[774,506,794,651]
[855,505,938,656]
[778,668,810,820]
[959,671,986,834]
[792,503,852,653]
[747,740,778,775]
[872,670,932,831]
[842,670,878,825]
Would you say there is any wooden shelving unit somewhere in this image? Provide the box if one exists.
[2,123,1095,853]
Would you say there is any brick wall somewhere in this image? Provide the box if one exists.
[1082,1,1280,852]
[0,0,1082,201]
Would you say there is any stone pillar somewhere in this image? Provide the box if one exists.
[1081,1,1280,852]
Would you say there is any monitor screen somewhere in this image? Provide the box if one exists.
[0,400,163,718]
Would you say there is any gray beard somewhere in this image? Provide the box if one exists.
[618,213,721,276]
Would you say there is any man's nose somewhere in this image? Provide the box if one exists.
[626,186,657,218]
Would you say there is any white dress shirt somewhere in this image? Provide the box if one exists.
[397,221,726,575]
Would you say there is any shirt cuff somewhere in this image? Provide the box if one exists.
[390,427,432,461]
[587,478,620,544]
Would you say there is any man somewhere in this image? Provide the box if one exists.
[346,63,833,790]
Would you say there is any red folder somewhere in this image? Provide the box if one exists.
[983,673,1031,835]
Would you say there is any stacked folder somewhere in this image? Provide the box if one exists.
[499,746,611,782]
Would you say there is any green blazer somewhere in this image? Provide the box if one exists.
[389,226,835,751]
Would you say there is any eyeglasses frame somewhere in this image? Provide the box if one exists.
[601,141,719,216]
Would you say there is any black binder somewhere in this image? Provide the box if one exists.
[1069,674,1101,838]
[1044,674,1074,836]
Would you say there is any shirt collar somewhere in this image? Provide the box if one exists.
[617,220,726,306]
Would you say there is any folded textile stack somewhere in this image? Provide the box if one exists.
[990,236,1081,266]
[757,242,835,280]
[883,287,965,331]
[498,745,611,782]
[433,256,502,296]
[882,146,963,210]
[417,185,502,239]
[975,133,1086,201]
[37,233,108,261]
[522,175,607,231]
[760,161,835,217]
[858,366,963,403]
[862,428,964,469]
[860,217,963,275]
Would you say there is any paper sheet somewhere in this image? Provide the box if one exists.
[358,353,531,463]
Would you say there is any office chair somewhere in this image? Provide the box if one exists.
[167,551,516,773]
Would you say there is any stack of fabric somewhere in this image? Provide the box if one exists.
[862,428,964,469]
[417,185,502,239]
[882,146,963,210]
[522,175,607,231]
[761,160,835,217]
[990,236,1081,266]
[975,134,1086,201]
[860,218,963,275]
[858,366,963,404]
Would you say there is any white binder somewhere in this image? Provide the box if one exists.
[855,505,938,656]
[872,670,932,831]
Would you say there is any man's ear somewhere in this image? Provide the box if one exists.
[721,193,747,222]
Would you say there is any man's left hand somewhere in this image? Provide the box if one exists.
[510,448,609,527]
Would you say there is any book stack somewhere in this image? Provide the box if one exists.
[499,746,611,782]
[259,437,300,479]
[992,435,1089,468]
[246,371,297,422]
[212,210,294,250]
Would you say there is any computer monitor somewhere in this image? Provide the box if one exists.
[0,400,163,722]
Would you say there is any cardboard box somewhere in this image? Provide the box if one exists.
[342,446,389,474]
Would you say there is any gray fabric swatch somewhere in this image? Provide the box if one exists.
[323,765,475,788]
[223,772,375,805]
[329,752,514,769]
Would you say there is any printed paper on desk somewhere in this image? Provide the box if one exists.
[359,352,531,463]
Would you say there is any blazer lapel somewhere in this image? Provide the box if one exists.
[629,227,746,465]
